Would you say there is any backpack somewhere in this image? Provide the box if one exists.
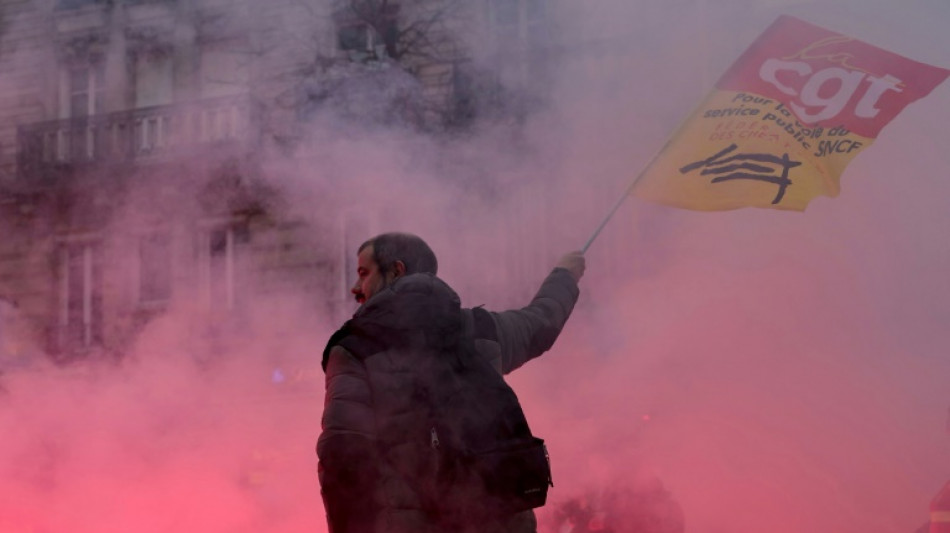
[324,288,553,522]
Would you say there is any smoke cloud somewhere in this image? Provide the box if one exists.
[1,0,948,532]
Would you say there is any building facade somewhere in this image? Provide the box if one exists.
[0,0,556,362]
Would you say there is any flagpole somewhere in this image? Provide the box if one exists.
[580,142,671,254]
[580,175,639,254]
[579,72,717,254]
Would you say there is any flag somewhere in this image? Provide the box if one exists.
[632,15,950,211]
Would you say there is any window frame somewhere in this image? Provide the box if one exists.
[56,236,103,351]
[486,0,551,87]
[135,230,174,308]
[198,219,251,312]
[62,61,105,119]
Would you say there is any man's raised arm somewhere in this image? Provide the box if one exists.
[491,251,585,374]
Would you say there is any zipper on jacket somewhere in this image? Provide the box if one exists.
[430,427,440,450]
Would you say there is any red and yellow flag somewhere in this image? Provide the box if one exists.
[633,15,950,211]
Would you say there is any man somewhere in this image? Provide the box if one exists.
[318,232,584,533]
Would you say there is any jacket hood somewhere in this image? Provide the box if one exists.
[323,273,463,370]
[355,273,461,331]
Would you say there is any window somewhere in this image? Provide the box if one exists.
[488,0,550,86]
[196,47,249,144]
[58,241,102,350]
[201,222,251,311]
[337,22,373,53]
[132,52,174,153]
[524,0,548,70]
[138,232,173,305]
[56,62,105,162]
[490,0,546,36]
[334,3,399,61]
[65,63,104,118]
[491,0,519,37]
[134,53,173,108]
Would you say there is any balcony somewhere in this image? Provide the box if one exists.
[17,95,255,180]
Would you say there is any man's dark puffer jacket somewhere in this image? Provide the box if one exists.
[318,268,579,533]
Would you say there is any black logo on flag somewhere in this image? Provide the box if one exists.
[680,144,802,204]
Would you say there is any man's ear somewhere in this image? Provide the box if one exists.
[392,260,407,278]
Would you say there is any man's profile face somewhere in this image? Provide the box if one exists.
[351,245,387,305]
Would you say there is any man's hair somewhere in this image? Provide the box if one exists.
[359,232,438,276]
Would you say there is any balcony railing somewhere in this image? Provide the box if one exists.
[18,95,254,179]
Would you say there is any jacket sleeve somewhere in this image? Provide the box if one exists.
[317,345,380,533]
[491,267,580,374]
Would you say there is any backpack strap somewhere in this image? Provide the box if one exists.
[470,306,498,342]
[321,320,389,371]
[323,307,496,372]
